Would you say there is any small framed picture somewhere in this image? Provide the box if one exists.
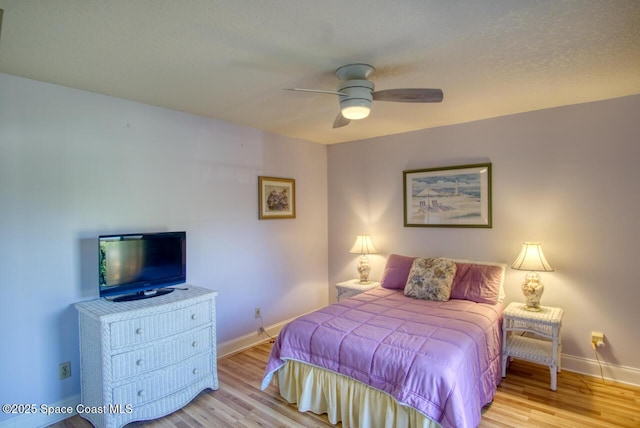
[258,176,296,219]
[403,163,492,228]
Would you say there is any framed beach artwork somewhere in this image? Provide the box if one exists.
[258,176,296,219]
[403,163,492,228]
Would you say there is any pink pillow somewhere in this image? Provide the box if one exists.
[380,254,416,290]
[450,263,503,304]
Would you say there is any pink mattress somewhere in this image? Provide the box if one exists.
[262,287,504,428]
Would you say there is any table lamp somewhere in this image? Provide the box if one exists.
[349,235,378,283]
[511,242,554,311]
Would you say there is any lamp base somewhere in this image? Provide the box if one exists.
[357,255,371,284]
[522,272,544,311]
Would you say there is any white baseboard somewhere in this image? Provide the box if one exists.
[561,352,640,387]
[215,321,640,388]
[0,395,80,428]
[216,317,292,358]
[4,329,638,428]
[0,312,309,428]
[217,308,326,358]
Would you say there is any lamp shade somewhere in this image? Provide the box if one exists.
[349,235,378,255]
[511,242,554,272]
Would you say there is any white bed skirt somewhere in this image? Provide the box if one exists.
[276,360,441,428]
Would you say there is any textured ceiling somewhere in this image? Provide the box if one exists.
[0,1,639,144]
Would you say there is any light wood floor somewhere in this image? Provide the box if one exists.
[51,341,640,428]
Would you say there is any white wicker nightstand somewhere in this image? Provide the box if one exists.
[502,302,563,390]
[335,279,380,301]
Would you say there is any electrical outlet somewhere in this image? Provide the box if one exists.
[591,331,605,348]
[59,361,71,379]
[254,307,261,319]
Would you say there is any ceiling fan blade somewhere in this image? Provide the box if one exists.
[284,88,345,96]
[333,113,350,128]
[372,88,443,103]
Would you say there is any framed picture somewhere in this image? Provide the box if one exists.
[403,163,492,228]
[258,176,296,219]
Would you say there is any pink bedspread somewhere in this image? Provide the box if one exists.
[262,288,503,428]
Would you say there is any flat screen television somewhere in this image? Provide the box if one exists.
[99,231,186,302]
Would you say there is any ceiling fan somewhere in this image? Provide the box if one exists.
[286,63,443,128]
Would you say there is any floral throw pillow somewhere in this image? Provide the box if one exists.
[404,257,457,301]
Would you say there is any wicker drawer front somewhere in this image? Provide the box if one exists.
[111,327,212,381]
[110,301,211,348]
[112,352,213,407]
[508,319,535,332]
[505,318,556,337]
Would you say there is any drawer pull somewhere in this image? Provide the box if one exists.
[136,359,144,366]
[135,328,143,335]
[137,390,145,397]
[191,313,197,320]
[192,368,199,375]
[192,341,198,348]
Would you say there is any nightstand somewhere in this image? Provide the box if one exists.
[502,302,563,390]
[335,279,380,301]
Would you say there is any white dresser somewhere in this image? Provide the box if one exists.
[75,286,218,428]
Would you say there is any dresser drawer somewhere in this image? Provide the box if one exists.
[112,352,213,407]
[110,301,211,348]
[111,327,212,381]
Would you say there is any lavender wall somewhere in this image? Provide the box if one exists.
[0,72,328,425]
[328,94,640,384]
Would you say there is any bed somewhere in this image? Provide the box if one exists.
[262,256,506,428]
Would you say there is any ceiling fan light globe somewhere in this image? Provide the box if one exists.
[342,105,370,120]
[341,98,371,120]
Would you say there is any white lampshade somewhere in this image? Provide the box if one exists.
[349,235,378,255]
[511,242,554,272]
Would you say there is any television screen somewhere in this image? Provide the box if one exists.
[99,231,186,301]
